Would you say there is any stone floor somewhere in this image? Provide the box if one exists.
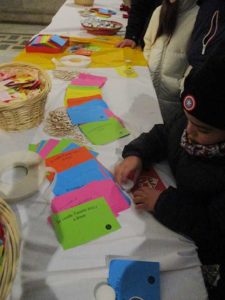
[0,23,45,63]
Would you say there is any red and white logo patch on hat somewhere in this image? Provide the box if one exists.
[183,95,196,111]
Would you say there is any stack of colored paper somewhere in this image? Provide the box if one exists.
[0,67,41,103]
[68,43,101,56]
[65,73,130,145]
[29,138,130,249]
[26,34,69,53]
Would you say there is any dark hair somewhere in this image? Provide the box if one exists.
[154,0,179,42]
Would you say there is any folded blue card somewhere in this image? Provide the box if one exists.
[108,259,160,300]
[53,159,111,195]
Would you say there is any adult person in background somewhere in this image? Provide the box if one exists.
[143,0,198,124]
[117,0,162,48]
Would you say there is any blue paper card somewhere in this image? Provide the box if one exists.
[74,99,108,109]
[53,159,111,195]
[108,259,160,300]
[67,106,108,125]
[50,35,67,47]
[36,140,47,153]
[99,8,116,15]
[63,143,80,151]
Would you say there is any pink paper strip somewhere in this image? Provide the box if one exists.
[51,179,129,216]
[38,139,59,159]
[105,109,124,126]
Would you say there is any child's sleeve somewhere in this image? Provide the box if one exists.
[122,123,168,168]
[154,187,225,264]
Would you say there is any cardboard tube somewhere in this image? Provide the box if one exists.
[0,151,46,202]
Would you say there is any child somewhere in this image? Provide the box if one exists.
[143,0,198,124]
[114,54,225,299]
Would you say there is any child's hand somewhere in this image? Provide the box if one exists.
[132,186,162,212]
[116,39,136,48]
[114,156,142,185]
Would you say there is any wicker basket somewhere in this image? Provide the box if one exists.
[0,62,51,131]
[0,197,20,300]
[74,0,94,6]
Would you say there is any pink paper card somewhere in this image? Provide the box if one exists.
[71,73,107,88]
[51,179,130,216]
[38,139,59,159]
[105,109,124,126]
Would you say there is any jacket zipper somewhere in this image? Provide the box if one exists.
[202,10,219,55]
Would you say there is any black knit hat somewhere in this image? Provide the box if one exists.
[181,50,225,130]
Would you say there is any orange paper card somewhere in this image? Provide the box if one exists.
[66,94,103,108]
[45,147,94,172]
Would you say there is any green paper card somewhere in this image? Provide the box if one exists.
[79,117,129,145]
[28,143,38,152]
[51,197,121,249]
[46,138,75,158]
[68,85,101,91]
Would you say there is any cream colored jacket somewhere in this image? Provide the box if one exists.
[144,0,198,122]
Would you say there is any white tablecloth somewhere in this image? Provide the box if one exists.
[2,1,207,299]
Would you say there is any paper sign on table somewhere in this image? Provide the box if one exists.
[52,159,112,195]
[51,179,130,215]
[45,146,94,172]
[79,117,129,145]
[108,259,160,300]
[51,197,121,249]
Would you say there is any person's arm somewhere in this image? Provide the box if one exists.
[154,187,225,263]
[125,0,161,45]
[122,123,168,168]
[114,123,167,185]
